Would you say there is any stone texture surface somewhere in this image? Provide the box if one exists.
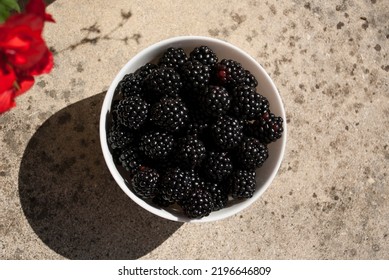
[1,0,388,259]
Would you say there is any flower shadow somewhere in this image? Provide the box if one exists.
[18,92,182,259]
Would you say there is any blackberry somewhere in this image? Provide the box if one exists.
[189,46,218,68]
[235,137,268,169]
[132,167,159,198]
[250,112,284,144]
[118,73,143,98]
[203,182,228,211]
[202,151,233,182]
[183,101,210,136]
[229,169,256,198]
[119,146,142,176]
[211,115,243,150]
[180,60,211,91]
[185,169,205,189]
[158,47,188,71]
[230,85,269,120]
[198,85,231,118]
[114,96,149,130]
[176,136,206,169]
[214,59,246,88]
[107,121,132,150]
[139,131,175,160]
[150,97,189,132]
[180,188,213,218]
[241,70,258,88]
[134,63,158,79]
[143,67,182,102]
[152,193,174,207]
[160,167,193,202]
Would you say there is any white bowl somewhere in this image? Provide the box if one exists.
[100,36,287,223]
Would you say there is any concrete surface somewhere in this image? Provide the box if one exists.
[1,0,388,259]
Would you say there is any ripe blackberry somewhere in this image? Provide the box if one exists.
[114,96,149,130]
[176,136,206,169]
[229,169,256,198]
[158,47,188,71]
[152,194,174,207]
[180,188,213,218]
[189,46,218,68]
[134,63,158,79]
[198,85,231,118]
[183,102,210,136]
[241,70,258,88]
[214,59,246,88]
[132,167,160,198]
[203,182,228,211]
[211,116,243,150]
[143,67,182,102]
[150,97,189,133]
[160,167,193,202]
[202,151,233,182]
[118,73,143,98]
[250,112,284,144]
[235,137,268,169]
[107,121,132,150]
[230,85,269,120]
[180,60,211,91]
[119,146,142,176]
[139,131,175,160]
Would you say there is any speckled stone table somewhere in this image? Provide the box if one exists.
[1,0,388,259]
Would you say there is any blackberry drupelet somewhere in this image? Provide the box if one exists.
[119,146,143,176]
[158,47,188,71]
[230,85,269,120]
[202,151,233,182]
[229,169,256,198]
[235,137,268,169]
[214,59,246,88]
[189,46,218,68]
[118,73,143,98]
[198,85,231,118]
[139,131,175,160]
[107,120,132,150]
[150,97,189,133]
[180,60,211,91]
[203,181,228,211]
[132,167,160,198]
[143,67,182,102]
[134,63,158,79]
[114,96,149,130]
[180,188,214,218]
[160,167,193,202]
[176,136,206,169]
[250,112,284,144]
[211,115,243,150]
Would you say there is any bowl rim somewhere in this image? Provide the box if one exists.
[99,35,287,223]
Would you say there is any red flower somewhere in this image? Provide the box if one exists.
[0,0,55,114]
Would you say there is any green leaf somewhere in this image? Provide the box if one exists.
[0,4,11,23]
[1,0,20,12]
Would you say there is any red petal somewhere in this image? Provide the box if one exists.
[0,64,16,93]
[26,0,55,23]
[15,76,35,96]
[0,90,16,114]
[26,0,46,18]
[45,13,56,23]
[27,48,53,75]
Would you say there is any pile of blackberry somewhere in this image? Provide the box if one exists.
[108,46,283,219]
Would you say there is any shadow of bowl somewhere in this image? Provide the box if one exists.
[18,93,182,259]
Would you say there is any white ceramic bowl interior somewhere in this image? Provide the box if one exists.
[100,36,287,223]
